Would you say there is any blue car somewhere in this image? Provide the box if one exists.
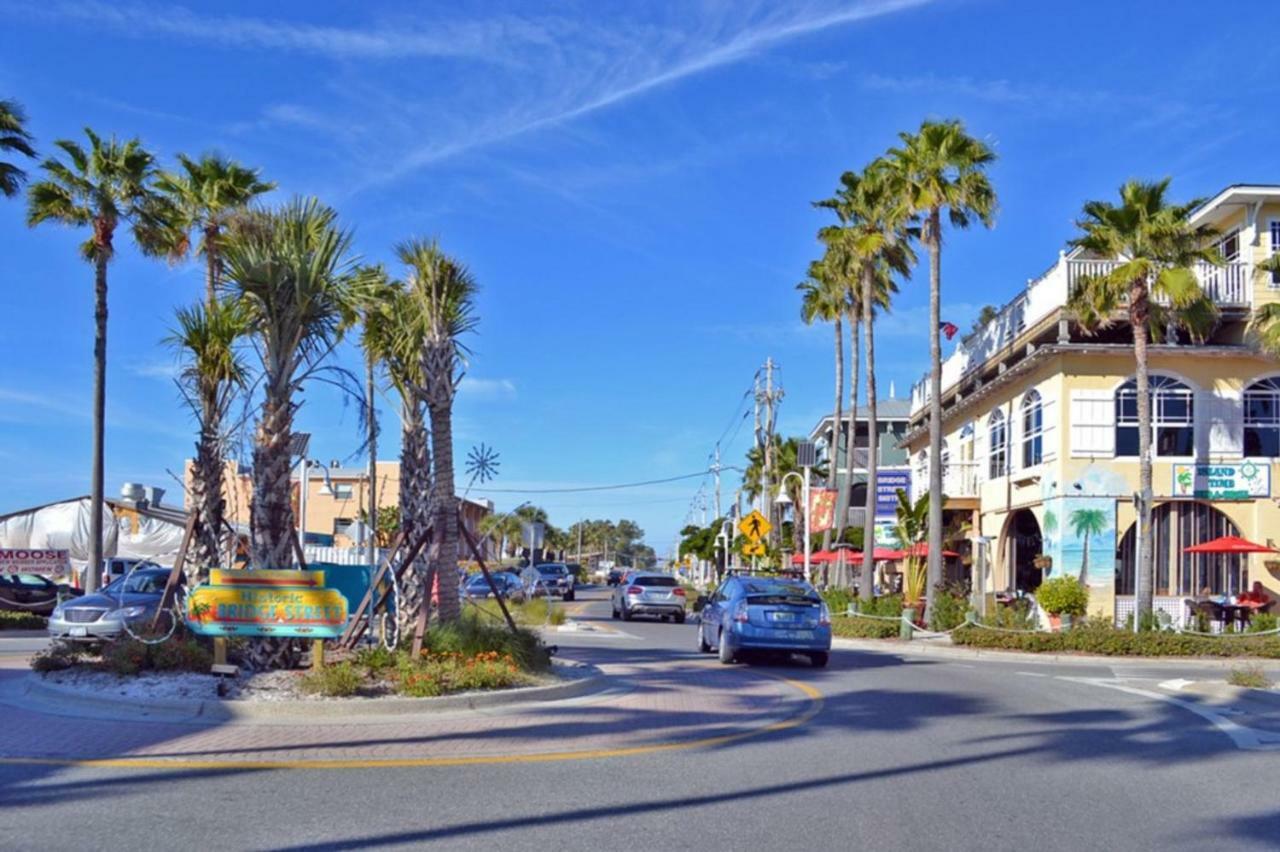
[697,576,832,667]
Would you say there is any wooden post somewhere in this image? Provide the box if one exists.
[459,514,519,634]
[410,555,438,658]
[152,513,197,631]
[214,637,228,667]
[312,639,325,670]
[338,527,434,649]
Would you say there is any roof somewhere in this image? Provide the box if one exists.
[1189,184,1280,224]
[807,398,912,440]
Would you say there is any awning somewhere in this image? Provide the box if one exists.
[1183,535,1277,554]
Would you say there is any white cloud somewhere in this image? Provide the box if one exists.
[128,360,181,381]
[458,377,518,400]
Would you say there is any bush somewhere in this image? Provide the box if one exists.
[394,651,528,697]
[1034,577,1089,616]
[983,599,1037,630]
[858,594,904,618]
[830,615,899,640]
[95,635,213,676]
[929,581,970,631]
[1248,613,1279,634]
[821,587,854,615]
[414,614,550,673]
[953,621,1280,657]
[30,642,85,673]
[0,610,47,630]
[1228,664,1273,689]
[300,662,363,697]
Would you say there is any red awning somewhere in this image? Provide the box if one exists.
[1183,535,1277,554]
[846,547,903,564]
[892,543,961,559]
[790,550,842,565]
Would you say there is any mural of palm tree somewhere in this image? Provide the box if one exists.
[1068,508,1108,587]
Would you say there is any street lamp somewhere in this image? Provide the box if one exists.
[776,470,811,584]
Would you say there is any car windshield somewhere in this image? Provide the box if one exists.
[102,572,167,595]
[538,565,567,575]
[635,576,677,587]
[741,580,818,605]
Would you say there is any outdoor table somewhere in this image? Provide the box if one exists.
[1222,604,1253,632]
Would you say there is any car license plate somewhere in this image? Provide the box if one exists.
[69,626,87,637]
[769,612,795,622]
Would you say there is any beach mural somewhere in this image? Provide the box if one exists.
[1039,465,1124,588]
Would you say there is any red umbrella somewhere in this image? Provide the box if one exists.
[790,550,840,565]
[895,543,960,559]
[846,548,902,564]
[1183,535,1277,554]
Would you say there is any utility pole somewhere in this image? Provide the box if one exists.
[757,357,784,548]
[366,358,378,569]
[576,519,583,564]
[712,444,722,521]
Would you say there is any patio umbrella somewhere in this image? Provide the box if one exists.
[846,548,902,563]
[894,543,960,559]
[1183,535,1277,554]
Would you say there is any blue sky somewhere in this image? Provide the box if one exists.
[2,0,1277,554]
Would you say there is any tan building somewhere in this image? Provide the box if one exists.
[904,184,1280,624]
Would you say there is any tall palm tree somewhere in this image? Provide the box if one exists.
[816,239,863,550]
[0,99,36,197]
[887,119,996,614]
[1068,508,1108,587]
[399,239,479,624]
[155,154,275,306]
[221,198,359,569]
[1066,179,1219,620]
[798,258,847,550]
[167,298,251,579]
[27,129,170,592]
[819,160,914,600]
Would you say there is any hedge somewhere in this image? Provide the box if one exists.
[831,615,900,640]
[952,624,1280,658]
[0,610,46,630]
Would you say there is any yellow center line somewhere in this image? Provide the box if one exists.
[0,671,824,772]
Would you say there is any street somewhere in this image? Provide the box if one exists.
[2,587,1279,851]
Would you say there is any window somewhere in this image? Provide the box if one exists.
[1219,229,1240,262]
[1245,377,1280,457]
[1114,375,1194,457]
[331,483,354,500]
[1021,390,1043,467]
[333,517,356,538]
[987,410,1007,479]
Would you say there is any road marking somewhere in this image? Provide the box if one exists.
[1159,678,1194,692]
[1014,671,1048,678]
[0,671,823,771]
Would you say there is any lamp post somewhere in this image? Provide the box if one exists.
[777,470,811,584]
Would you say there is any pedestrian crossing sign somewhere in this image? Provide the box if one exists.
[738,510,771,541]
[742,541,766,557]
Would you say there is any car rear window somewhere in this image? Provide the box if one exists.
[635,576,677,587]
[747,594,820,606]
[538,565,567,574]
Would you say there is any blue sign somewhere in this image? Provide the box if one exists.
[875,470,911,518]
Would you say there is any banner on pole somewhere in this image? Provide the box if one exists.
[807,489,837,533]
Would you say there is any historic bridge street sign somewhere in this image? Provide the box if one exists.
[186,569,349,639]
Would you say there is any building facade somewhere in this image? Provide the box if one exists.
[808,397,912,529]
[903,185,1280,623]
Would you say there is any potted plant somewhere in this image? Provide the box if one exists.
[1034,576,1089,630]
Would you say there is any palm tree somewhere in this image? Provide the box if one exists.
[221,198,359,569]
[815,240,863,547]
[155,154,275,306]
[0,99,36,197]
[1068,508,1108,587]
[887,119,997,615]
[893,490,931,607]
[27,129,170,591]
[798,259,847,550]
[167,298,251,579]
[398,239,479,624]
[1066,179,1219,621]
[819,160,914,600]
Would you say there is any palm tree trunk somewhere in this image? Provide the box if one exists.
[87,253,109,593]
[1132,286,1154,624]
[204,238,218,308]
[1080,536,1090,588]
[398,400,429,626]
[824,316,844,551]
[860,269,878,601]
[429,399,461,623]
[249,382,296,569]
[366,357,377,568]
[835,315,860,585]
[190,407,224,580]
[926,211,944,619]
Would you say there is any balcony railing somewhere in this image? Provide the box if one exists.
[1066,259,1252,308]
[913,461,980,501]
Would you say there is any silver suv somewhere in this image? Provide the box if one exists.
[611,572,686,623]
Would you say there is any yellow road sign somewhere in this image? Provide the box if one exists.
[738,509,771,541]
[742,541,766,557]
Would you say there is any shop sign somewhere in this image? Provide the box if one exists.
[185,569,349,638]
[0,548,71,576]
[1172,463,1270,500]
[875,470,911,518]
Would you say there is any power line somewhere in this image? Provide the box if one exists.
[477,470,710,494]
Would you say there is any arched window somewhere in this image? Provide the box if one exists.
[988,410,1007,479]
[1244,377,1280,457]
[1114,375,1194,457]
[1021,390,1043,467]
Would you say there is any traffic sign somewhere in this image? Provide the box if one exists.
[738,509,771,541]
[742,541,766,557]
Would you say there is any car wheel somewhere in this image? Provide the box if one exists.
[717,630,735,664]
[675,611,686,624]
[698,625,712,653]
[810,651,829,668]
[564,590,575,602]
[611,602,620,620]
[621,606,632,622]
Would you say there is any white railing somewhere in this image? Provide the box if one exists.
[1066,259,1252,307]
[944,461,980,498]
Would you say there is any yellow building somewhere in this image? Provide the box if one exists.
[903,185,1280,624]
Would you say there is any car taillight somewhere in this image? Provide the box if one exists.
[673,587,686,596]
[819,602,831,626]
[733,601,749,623]
[627,586,643,596]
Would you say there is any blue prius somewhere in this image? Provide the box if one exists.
[697,575,832,667]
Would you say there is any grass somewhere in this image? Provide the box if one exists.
[1227,664,1273,690]
[468,595,568,627]
[299,662,364,697]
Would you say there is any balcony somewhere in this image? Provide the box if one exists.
[912,461,980,501]
[1066,259,1253,308]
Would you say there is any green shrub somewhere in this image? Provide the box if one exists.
[353,644,397,673]
[1248,613,1279,634]
[928,581,970,631]
[0,610,47,630]
[1035,576,1089,616]
[147,638,213,672]
[982,599,1037,630]
[415,614,549,673]
[299,662,363,697]
[394,651,529,697]
[858,594,904,618]
[953,621,1280,657]
[30,642,85,673]
[1227,664,1272,689]
[821,587,854,615]
[830,615,899,639]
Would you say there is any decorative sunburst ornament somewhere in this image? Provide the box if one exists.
[464,443,500,493]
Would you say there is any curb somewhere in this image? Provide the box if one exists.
[831,637,1280,670]
[19,661,608,723]
[1178,680,1280,708]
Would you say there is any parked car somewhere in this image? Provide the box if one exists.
[612,572,686,623]
[463,571,526,602]
[47,567,183,644]
[696,576,831,667]
[565,563,585,584]
[528,563,575,601]
[102,557,163,583]
[0,573,67,616]
[606,569,624,587]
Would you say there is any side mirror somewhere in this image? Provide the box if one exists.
[693,595,709,612]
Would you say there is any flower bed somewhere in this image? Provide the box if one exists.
[952,623,1280,658]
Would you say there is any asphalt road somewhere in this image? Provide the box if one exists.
[2,588,1279,851]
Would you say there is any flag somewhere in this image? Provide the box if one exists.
[807,488,837,533]
[940,321,959,340]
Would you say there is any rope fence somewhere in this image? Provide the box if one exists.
[839,605,1280,639]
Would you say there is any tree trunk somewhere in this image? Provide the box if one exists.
[860,268,878,601]
[249,382,295,569]
[824,316,844,551]
[429,398,461,623]
[398,399,429,628]
[834,315,860,585]
[1080,536,1090,588]
[926,210,944,619]
[87,253,109,594]
[1132,284,1154,625]
[204,232,218,308]
[189,406,225,581]
[366,356,378,568]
